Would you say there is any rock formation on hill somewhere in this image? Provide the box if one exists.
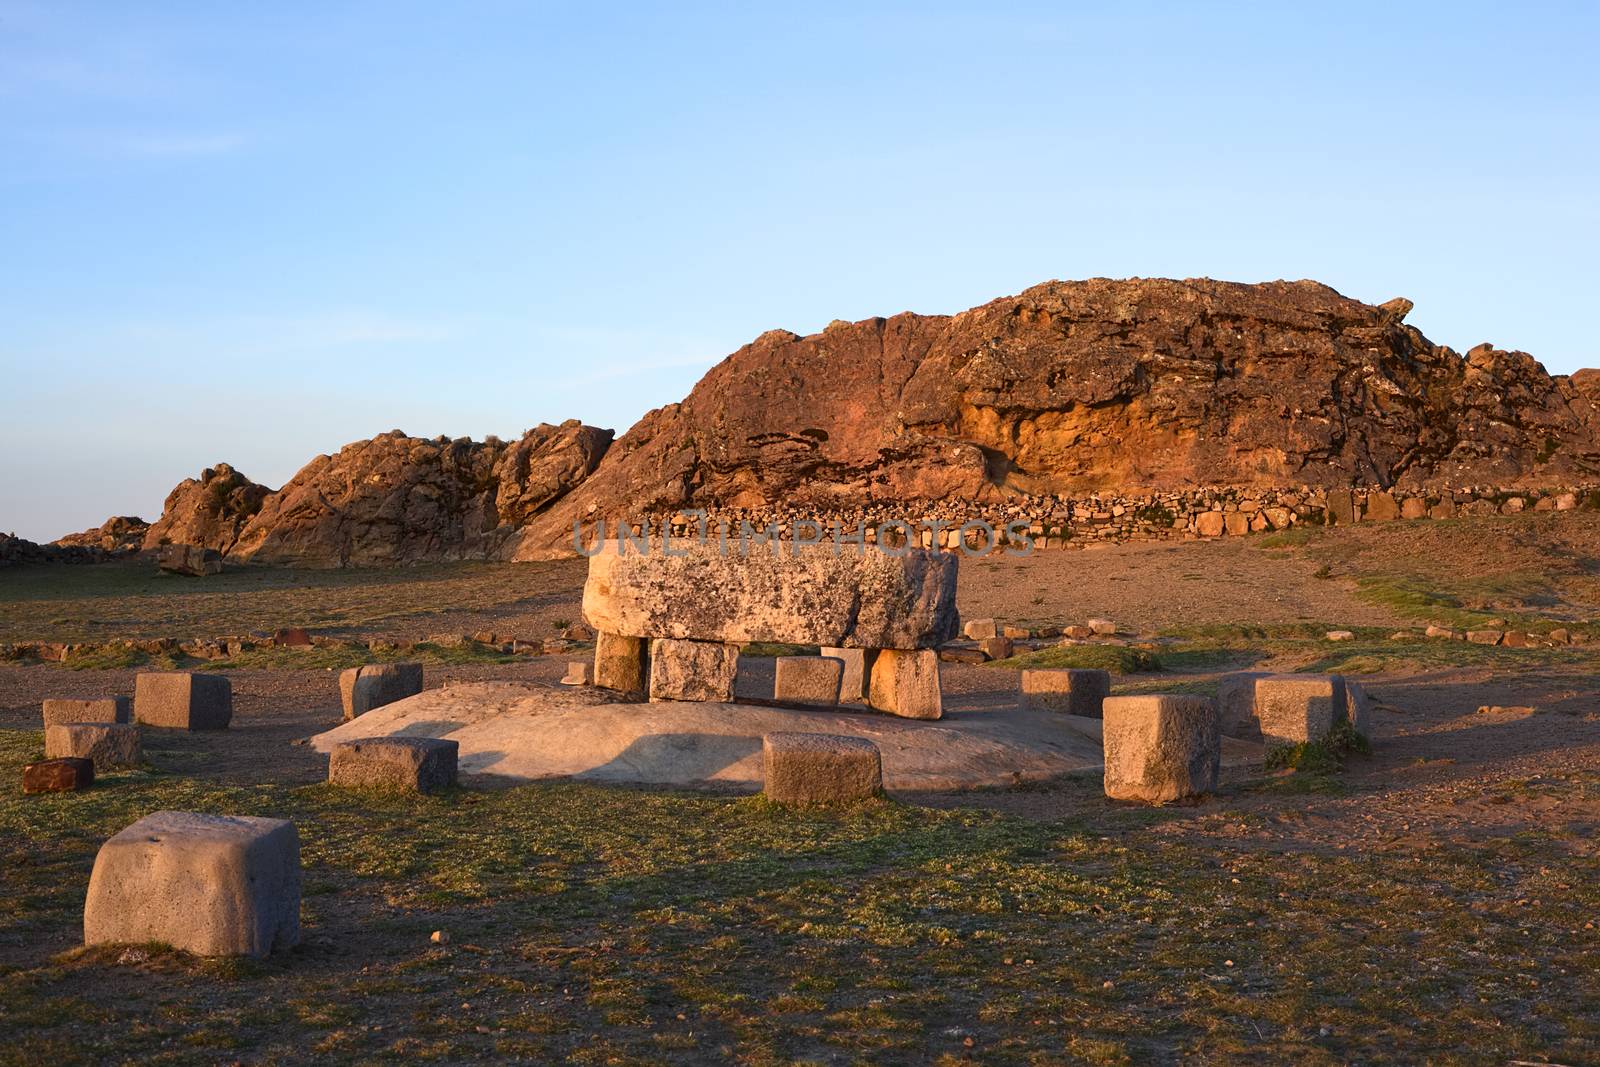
[138,421,612,567]
[54,515,150,554]
[56,277,1600,567]
[507,278,1600,557]
[142,463,271,552]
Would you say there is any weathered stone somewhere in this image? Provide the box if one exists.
[156,543,223,576]
[1365,492,1399,520]
[1466,629,1504,645]
[84,811,301,958]
[1019,669,1110,717]
[774,656,844,706]
[979,636,1013,660]
[560,661,593,685]
[1326,489,1357,525]
[1343,679,1373,737]
[338,663,423,721]
[1549,628,1572,644]
[1001,624,1030,640]
[763,732,882,805]
[328,737,458,793]
[1400,497,1428,520]
[1102,695,1220,804]
[937,644,987,665]
[1325,630,1355,641]
[866,649,943,720]
[134,673,232,729]
[42,696,131,727]
[1224,512,1250,536]
[22,757,94,794]
[963,618,998,640]
[1087,618,1118,636]
[1502,630,1530,648]
[1425,624,1460,640]
[1217,672,1269,740]
[820,647,874,703]
[44,723,141,771]
[1195,511,1225,537]
[648,638,738,702]
[594,632,649,694]
[582,541,959,649]
[1254,674,1346,750]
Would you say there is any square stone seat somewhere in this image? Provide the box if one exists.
[23,757,95,794]
[44,723,141,771]
[134,672,233,730]
[338,663,423,721]
[820,647,874,704]
[84,811,301,958]
[866,649,942,720]
[1102,695,1220,804]
[774,656,844,706]
[1254,674,1346,751]
[42,696,131,728]
[328,737,458,793]
[763,732,883,806]
[1019,668,1111,717]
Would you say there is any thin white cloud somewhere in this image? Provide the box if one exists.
[111,132,245,157]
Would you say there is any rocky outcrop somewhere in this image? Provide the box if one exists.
[142,463,270,552]
[53,516,150,555]
[511,278,1600,558]
[224,421,611,566]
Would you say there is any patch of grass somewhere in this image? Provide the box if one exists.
[1,733,1596,1064]
[0,558,587,644]
[992,644,1161,674]
[1263,719,1372,774]
[1256,526,1322,549]
[61,645,147,671]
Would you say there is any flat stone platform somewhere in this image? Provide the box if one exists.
[307,681,1150,793]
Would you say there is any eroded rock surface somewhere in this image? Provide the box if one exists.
[513,278,1600,557]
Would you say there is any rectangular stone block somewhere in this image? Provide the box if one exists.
[867,649,942,720]
[583,540,959,649]
[594,631,649,695]
[45,723,141,771]
[1343,678,1372,738]
[648,638,739,702]
[134,672,232,730]
[1019,669,1111,717]
[1254,674,1346,750]
[42,696,131,727]
[84,811,301,958]
[23,757,95,794]
[1102,695,1220,804]
[774,656,844,706]
[963,618,998,640]
[763,732,882,805]
[820,647,874,703]
[328,737,458,793]
[1216,671,1269,740]
[338,662,423,721]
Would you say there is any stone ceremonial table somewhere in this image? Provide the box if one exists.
[581,540,959,719]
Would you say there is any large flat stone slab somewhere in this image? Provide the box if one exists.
[308,681,1103,793]
[582,540,959,649]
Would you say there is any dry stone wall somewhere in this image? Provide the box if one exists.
[637,483,1600,552]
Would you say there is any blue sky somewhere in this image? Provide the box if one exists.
[2,2,1596,541]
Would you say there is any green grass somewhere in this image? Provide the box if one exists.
[0,729,1596,1064]
[990,644,1162,674]
[0,558,587,644]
